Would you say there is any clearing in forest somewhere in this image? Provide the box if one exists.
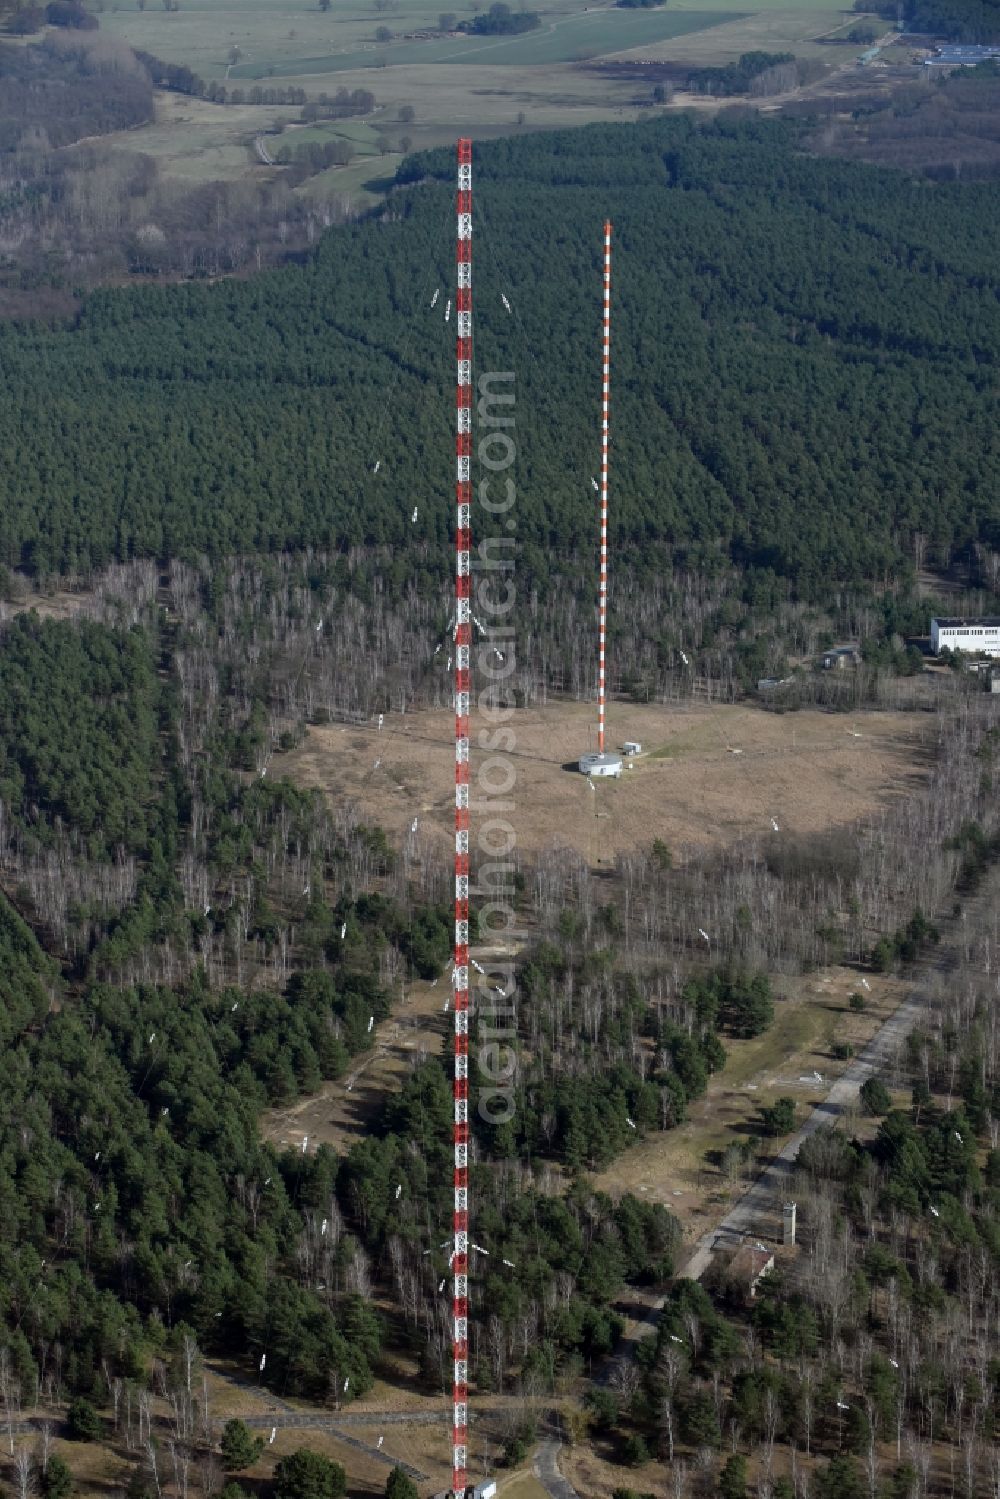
[266,697,929,1158]
[590,962,907,1245]
[274,699,935,867]
[260,970,448,1158]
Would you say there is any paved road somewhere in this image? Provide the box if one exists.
[679,968,928,1280]
[597,946,953,1376]
[533,1438,579,1499]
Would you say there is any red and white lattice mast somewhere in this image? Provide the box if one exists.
[452,135,473,1499]
[578,221,621,779]
[597,219,611,756]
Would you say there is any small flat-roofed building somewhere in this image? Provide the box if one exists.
[725,1243,775,1301]
[931,617,1000,658]
[578,751,623,778]
[924,43,1000,66]
[820,646,861,670]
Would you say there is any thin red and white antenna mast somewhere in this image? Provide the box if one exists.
[452,135,472,1499]
[597,220,611,754]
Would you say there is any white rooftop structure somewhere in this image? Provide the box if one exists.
[579,751,623,778]
[931,617,1000,658]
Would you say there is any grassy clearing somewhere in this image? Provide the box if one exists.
[592,964,908,1242]
[561,1440,671,1499]
[719,997,822,1089]
[277,702,934,866]
[104,93,292,183]
[499,1471,552,1499]
[267,60,647,142]
[294,154,402,204]
[280,118,382,150]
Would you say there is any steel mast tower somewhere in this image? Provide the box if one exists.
[597,219,611,756]
[452,135,473,1499]
[577,221,621,780]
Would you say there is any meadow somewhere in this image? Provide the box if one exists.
[100,0,865,82]
[96,0,873,205]
[227,9,742,77]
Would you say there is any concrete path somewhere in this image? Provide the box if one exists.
[679,965,928,1280]
[533,1437,580,1499]
[598,940,957,1378]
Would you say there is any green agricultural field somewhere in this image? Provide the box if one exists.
[98,0,841,80]
[294,153,403,206]
[625,4,869,64]
[228,9,741,78]
[280,119,383,151]
[96,0,877,209]
[99,0,596,78]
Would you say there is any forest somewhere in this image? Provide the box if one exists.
[0,26,373,315]
[0,115,998,590]
[891,0,1000,42]
[805,67,1000,181]
[0,103,999,1499]
[0,34,152,152]
[457,2,540,33]
[687,52,795,97]
[0,585,701,1460]
[0,533,995,1495]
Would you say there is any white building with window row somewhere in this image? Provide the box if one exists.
[931,617,1000,658]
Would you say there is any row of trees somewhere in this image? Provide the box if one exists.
[688,51,796,96]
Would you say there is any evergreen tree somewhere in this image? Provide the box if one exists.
[41,1456,73,1499]
[719,1454,748,1499]
[860,1077,892,1116]
[384,1470,418,1499]
[220,1420,264,1472]
[66,1399,101,1442]
[273,1450,346,1499]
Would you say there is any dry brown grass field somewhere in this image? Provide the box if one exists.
[498,1471,553,1498]
[267,695,930,1239]
[273,699,935,867]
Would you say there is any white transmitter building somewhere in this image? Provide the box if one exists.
[931,617,1000,658]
